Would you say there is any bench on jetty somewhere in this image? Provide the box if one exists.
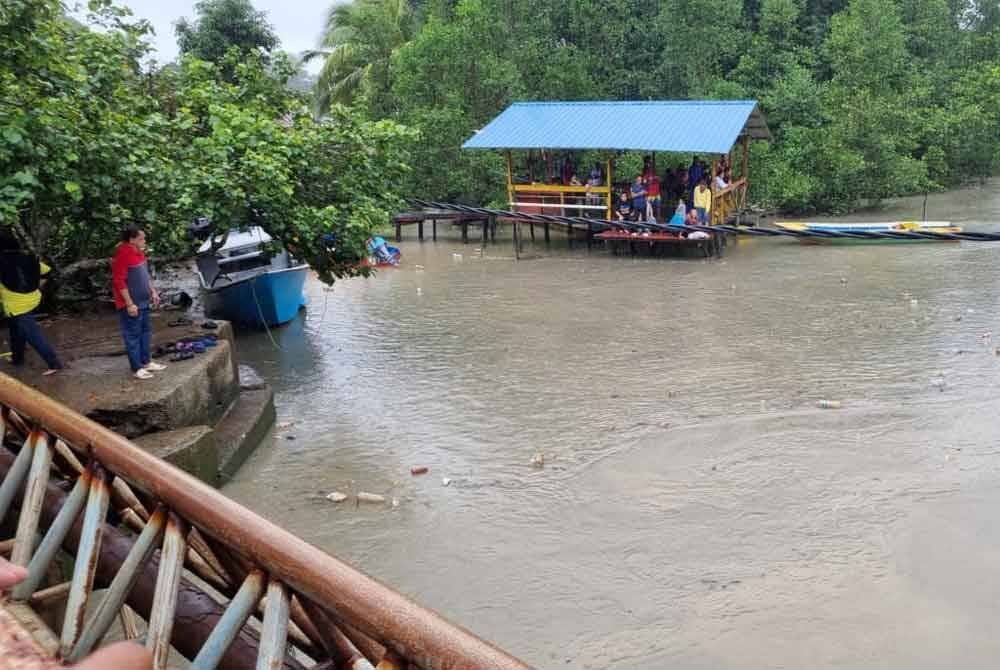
[392,211,490,242]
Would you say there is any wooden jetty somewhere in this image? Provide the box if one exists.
[392,211,491,242]
[453,99,771,258]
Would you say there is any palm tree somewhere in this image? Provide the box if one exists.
[303,0,415,117]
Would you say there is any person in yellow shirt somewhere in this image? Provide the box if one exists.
[0,233,63,375]
[693,176,713,224]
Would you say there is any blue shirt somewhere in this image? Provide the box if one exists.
[688,164,705,188]
[630,183,646,208]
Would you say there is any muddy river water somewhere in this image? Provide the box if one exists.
[224,181,1000,668]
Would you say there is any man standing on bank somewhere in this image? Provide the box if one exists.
[0,232,64,375]
[112,226,164,380]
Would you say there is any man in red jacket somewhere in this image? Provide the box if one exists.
[112,226,163,379]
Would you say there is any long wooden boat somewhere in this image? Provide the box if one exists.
[776,221,961,243]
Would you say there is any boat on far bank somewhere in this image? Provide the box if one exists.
[194,226,308,328]
[776,220,961,243]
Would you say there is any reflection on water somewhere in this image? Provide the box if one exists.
[225,180,1000,668]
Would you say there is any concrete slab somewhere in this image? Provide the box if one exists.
[216,386,276,483]
[133,425,217,483]
[3,314,238,438]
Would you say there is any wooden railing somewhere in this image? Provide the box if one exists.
[0,373,532,670]
[710,178,748,226]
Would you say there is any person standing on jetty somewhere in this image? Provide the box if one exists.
[0,232,64,376]
[112,226,164,380]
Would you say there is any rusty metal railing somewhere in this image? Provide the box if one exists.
[0,373,533,670]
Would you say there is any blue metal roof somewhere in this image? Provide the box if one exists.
[462,100,770,154]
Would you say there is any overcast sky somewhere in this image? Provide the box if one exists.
[116,0,330,66]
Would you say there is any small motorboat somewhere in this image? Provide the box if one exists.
[194,227,308,328]
[366,244,401,267]
[776,221,961,243]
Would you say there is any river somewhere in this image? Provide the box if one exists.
[224,180,1000,669]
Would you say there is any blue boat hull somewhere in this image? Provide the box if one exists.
[203,266,308,328]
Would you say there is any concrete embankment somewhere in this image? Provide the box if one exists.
[1,310,273,483]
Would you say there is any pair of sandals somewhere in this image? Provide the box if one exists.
[166,317,219,330]
[153,335,219,362]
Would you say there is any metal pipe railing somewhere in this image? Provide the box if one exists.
[0,373,532,670]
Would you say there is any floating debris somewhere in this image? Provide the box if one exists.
[391,497,400,508]
[276,421,294,430]
[326,491,348,503]
[410,465,429,476]
[442,477,452,487]
[356,492,386,503]
[530,452,545,468]
[816,400,842,410]
[954,315,963,322]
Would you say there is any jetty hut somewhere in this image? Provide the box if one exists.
[462,100,771,226]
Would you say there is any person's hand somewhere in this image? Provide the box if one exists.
[127,303,139,318]
[1,557,152,670]
[151,291,161,309]
[74,642,152,670]
[0,558,27,590]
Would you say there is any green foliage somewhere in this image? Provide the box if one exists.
[0,0,415,285]
[305,0,416,117]
[176,0,279,64]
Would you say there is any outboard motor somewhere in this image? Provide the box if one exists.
[187,216,214,242]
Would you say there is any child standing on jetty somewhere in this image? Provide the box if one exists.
[112,226,165,380]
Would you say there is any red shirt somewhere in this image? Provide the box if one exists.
[646,179,661,197]
[111,242,151,310]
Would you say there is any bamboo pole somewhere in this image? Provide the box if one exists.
[68,506,167,661]
[257,580,291,670]
[147,513,188,670]
[11,432,51,568]
[60,466,110,656]
[191,570,266,670]
[12,471,90,600]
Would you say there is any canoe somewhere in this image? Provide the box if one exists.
[776,221,961,243]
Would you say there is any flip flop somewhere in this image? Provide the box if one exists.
[167,318,194,327]
[201,321,218,330]
[170,351,194,362]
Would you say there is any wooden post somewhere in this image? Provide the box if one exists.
[432,219,437,241]
[741,134,751,205]
[490,216,496,241]
[606,158,614,220]
[709,156,718,225]
[544,222,550,243]
[506,151,514,210]
[461,221,468,244]
[482,218,488,243]
[394,220,401,242]
[513,222,520,260]
[418,220,424,241]
[529,223,535,240]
